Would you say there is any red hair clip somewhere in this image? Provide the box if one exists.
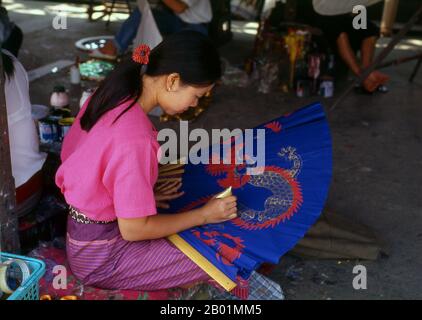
[132,44,151,65]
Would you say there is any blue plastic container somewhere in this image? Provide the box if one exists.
[1,252,46,300]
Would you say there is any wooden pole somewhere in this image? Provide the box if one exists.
[381,0,400,36]
[0,50,21,253]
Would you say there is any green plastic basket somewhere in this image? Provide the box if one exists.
[1,252,46,300]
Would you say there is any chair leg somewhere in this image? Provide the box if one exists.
[106,0,116,27]
[125,0,132,14]
[88,0,94,21]
[409,57,422,83]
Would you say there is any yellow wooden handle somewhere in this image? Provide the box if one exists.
[167,234,237,291]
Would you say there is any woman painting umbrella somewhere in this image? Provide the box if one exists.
[55,31,282,299]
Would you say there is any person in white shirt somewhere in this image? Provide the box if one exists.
[92,0,212,59]
[2,49,47,215]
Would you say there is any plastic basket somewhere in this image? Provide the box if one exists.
[0,252,46,300]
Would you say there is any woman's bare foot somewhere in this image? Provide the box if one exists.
[362,72,379,93]
[362,71,390,93]
[372,70,390,85]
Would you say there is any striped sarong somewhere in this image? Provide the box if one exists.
[66,214,283,300]
[66,216,210,291]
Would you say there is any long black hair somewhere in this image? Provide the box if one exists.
[80,31,222,131]
[2,51,15,80]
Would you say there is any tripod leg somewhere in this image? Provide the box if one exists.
[409,57,422,83]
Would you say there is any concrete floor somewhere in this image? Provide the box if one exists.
[5,0,422,299]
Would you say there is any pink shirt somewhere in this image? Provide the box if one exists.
[55,98,160,221]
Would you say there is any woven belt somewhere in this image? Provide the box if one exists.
[69,206,115,225]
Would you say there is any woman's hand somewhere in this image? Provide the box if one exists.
[199,195,237,225]
[154,179,184,209]
[119,187,237,242]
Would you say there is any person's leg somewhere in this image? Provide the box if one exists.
[357,20,381,70]
[361,36,390,88]
[182,23,209,36]
[114,8,142,53]
[348,19,390,92]
[337,32,382,92]
[152,7,184,36]
[97,8,142,57]
[336,32,362,76]
[2,25,23,57]
[361,36,377,69]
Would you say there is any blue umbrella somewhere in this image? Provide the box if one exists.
[164,102,332,290]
